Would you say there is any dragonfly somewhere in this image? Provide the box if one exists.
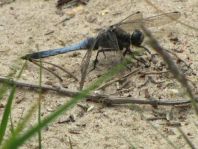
[22,11,181,89]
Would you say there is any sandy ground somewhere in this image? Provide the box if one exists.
[0,0,198,148]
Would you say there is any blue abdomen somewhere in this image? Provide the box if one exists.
[22,37,95,59]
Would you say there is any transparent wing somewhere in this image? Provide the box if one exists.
[115,11,181,32]
[80,42,94,89]
[79,31,121,89]
[114,11,143,32]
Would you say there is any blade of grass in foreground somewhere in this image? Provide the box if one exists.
[178,128,196,149]
[16,103,38,135]
[0,85,16,145]
[138,107,178,149]
[141,26,198,115]
[119,133,137,149]
[0,74,17,135]
[38,59,42,149]
[0,69,18,102]
[5,103,37,142]
[9,113,14,135]
[0,61,27,145]
[0,83,9,102]
[2,58,129,149]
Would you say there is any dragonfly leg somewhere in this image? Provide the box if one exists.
[92,48,103,70]
[123,48,132,56]
[89,49,102,72]
[102,50,107,58]
[138,45,151,55]
[90,48,115,72]
[124,48,150,67]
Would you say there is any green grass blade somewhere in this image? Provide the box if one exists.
[0,61,26,145]
[0,83,9,102]
[0,86,16,145]
[2,58,128,149]
[14,103,37,135]
[9,114,14,134]
[0,67,19,102]
[2,103,37,147]
[38,59,42,149]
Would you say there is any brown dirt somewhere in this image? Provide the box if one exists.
[0,0,198,148]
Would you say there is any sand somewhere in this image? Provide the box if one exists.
[0,0,198,148]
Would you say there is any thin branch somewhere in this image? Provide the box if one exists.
[0,76,196,106]
[139,70,169,75]
[33,60,78,81]
[97,68,140,90]
[31,60,63,82]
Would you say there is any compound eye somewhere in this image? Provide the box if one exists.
[131,29,144,46]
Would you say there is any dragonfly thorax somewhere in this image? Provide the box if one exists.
[130,29,144,47]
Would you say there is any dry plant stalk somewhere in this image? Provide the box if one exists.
[0,76,196,106]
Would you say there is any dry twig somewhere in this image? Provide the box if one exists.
[139,70,169,75]
[0,76,195,106]
[97,68,140,90]
[31,60,63,82]
[33,59,78,81]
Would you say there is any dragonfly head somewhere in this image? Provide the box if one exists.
[131,29,144,46]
